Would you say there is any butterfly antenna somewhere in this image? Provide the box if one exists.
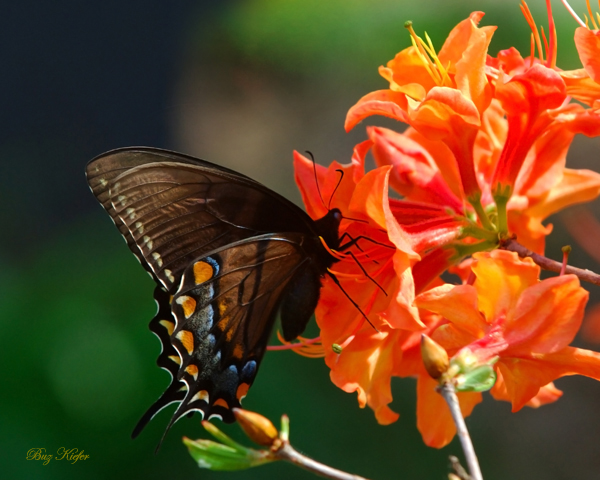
[306,150,327,210]
[326,271,379,332]
[341,215,369,224]
[338,234,395,252]
[328,169,345,211]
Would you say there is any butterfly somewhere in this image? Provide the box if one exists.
[85,147,346,441]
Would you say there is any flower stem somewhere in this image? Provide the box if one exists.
[501,238,600,286]
[439,383,483,480]
[274,442,370,480]
[470,197,494,232]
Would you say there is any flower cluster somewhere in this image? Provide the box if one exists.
[291,1,600,447]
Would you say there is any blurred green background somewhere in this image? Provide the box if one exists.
[3,0,600,479]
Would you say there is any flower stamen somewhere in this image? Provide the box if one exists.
[404,21,451,87]
[521,1,545,63]
[587,0,599,29]
[561,0,587,27]
[269,332,325,358]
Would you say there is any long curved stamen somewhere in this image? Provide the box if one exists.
[327,268,370,281]
[561,0,587,27]
[319,236,347,261]
[268,332,325,358]
[521,1,545,63]
[545,0,558,68]
[404,21,452,87]
[587,0,600,29]
[530,32,536,69]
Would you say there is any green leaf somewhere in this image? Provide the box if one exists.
[183,437,275,471]
[455,366,496,393]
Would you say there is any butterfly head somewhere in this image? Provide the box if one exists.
[313,207,343,251]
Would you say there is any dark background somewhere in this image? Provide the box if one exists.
[3,1,600,479]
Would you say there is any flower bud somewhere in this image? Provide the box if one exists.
[233,408,279,447]
[421,334,449,379]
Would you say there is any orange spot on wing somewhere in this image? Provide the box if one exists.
[168,355,181,365]
[217,316,236,341]
[233,344,244,359]
[191,390,209,403]
[236,383,250,401]
[194,261,214,285]
[198,390,209,402]
[186,364,198,378]
[218,299,228,316]
[177,295,197,318]
[177,330,194,354]
[213,398,229,409]
[159,320,175,336]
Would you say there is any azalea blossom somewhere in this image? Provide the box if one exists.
[559,0,600,108]
[292,145,466,423]
[287,1,600,436]
[414,250,600,448]
[346,5,600,255]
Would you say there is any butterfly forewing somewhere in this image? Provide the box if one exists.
[86,148,320,292]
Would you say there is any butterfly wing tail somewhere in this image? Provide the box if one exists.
[131,381,187,440]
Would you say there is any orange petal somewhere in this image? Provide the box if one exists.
[505,275,588,356]
[471,250,539,323]
[560,68,600,107]
[416,375,482,448]
[368,126,464,212]
[498,347,600,411]
[328,328,403,425]
[492,65,566,192]
[416,284,487,338]
[506,210,552,255]
[403,128,464,201]
[345,89,409,132]
[451,13,494,115]
[379,46,437,97]
[490,369,562,408]
[525,168,600,220]
[525,382,563,408]
[574,27,600,83]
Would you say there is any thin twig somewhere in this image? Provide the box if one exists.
[449,455,472,480]
[274,441,370,480]
[439,383,483,480]
[501,238,600,286]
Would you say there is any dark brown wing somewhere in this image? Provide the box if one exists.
[132,233,319,443]
[85,147,319,291]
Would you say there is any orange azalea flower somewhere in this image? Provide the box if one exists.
[292,145,466,422]
[560,0,600,108]
[414,250,600,448]
[346,12,497,225]
[346,4,600,249]
[368,110,600,253]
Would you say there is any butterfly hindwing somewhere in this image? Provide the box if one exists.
[131,286,187,439]
[160,233,311,430]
